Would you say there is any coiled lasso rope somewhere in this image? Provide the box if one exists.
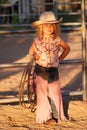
[19,59,36,112]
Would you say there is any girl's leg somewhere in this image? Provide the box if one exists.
[36,75,52,123]
[48,80,66,121]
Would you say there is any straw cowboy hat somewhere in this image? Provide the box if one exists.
[32,11,63,28]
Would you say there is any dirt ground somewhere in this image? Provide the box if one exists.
[0,32,87,130]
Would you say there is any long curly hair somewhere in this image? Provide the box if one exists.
[35,23,60,39]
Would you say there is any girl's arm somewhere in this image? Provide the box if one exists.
[29,42,35,55]
[28,42,40,61]
[59,39,70,62]
[27,42,35,62]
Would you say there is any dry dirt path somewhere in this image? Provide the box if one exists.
[0,32,87,130]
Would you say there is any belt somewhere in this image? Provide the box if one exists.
[36,64,57,72]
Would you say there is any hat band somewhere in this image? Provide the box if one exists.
[44,20,57,22]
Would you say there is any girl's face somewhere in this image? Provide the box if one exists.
[42,24,55,35]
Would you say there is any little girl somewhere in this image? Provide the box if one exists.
[20,11,70,124]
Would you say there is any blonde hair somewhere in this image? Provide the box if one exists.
[35,23,60,38]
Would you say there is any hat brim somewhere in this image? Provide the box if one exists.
[32,17,63,28]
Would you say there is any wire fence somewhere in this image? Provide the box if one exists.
[0,1,87,33]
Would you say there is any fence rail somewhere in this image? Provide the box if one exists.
[0,59,83,68]
[0,1,86,33]
[0,22,82,27]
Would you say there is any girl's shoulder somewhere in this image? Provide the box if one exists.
[34,37,42,45]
